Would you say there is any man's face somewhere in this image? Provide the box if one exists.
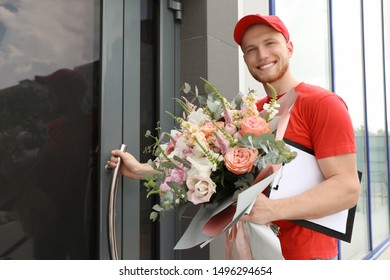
[241,24,293,84]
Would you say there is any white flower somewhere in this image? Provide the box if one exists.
[187,108,211,125]
[170,137,192,158]
[186,175,216,205]
[263,101,280,121]
[186,156,214,178]
[192,141,206,157]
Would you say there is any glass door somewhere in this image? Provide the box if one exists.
[99,0,181,259]
[0,0,101,259]
[0,0,180,260]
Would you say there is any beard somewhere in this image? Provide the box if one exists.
[251,60,290,84]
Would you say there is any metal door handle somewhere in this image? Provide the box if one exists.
[107,144,127,260]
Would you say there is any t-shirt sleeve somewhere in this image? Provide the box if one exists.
[310,95,356,159]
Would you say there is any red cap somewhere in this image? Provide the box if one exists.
[234,14,290,45]
[35,68,87,94]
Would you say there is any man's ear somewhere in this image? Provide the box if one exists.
[287,41,294,58]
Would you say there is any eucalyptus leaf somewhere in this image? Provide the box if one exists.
[150,211,158,221]
[197,95,207,107]
[164,190,175,203]
[183,82,191,94]
[152,204,164,212]
[167,181,182,192]
[172,155,191,168]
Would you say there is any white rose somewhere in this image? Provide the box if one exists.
[186,175,216,204]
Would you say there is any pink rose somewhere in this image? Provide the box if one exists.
[240,116,270,136]
[186,175,216,204]
[224,146,259,175]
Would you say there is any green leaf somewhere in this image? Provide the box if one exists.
[164,190,175,203]
[173,98,191,115]
[167,181,182,192]
[183,82,191,94]
[146,189,165,198]
[203,79,215,95]
[231,93,243,109]
[152,204,164,212]
[150,211,158,222]
[197,95,207,107]
[172,155,191,168]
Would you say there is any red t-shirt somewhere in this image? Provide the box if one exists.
[256,82,356,260]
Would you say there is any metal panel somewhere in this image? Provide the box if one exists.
[99,0,124,260]
[100,0,180,260]
[122,0,141,260]
[158,0,181,260]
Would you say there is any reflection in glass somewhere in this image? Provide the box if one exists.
[0,0,100,259]
[139,0,158,260]
[363,0,390,248]
[386,0,390,243]
[332,0,370,260]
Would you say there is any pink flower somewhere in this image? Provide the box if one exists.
[224,123,237,135]
[240,116,270,136]
[186,175,216,204]
[166,140,176,155]
[214,131,229,154]
[166,134,180,154]
[160,164,188,196]
[159,178,172,192]
[170,166,188,184]
[200,121,217,137]
[224,146,259,175]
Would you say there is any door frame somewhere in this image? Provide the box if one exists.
[99,0,180,260]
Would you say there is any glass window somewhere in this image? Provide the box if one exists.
[275,0,331,89]
[385,0,390,196]
[0,0,101,259]
[139,0,158,260]
[363,0,390,248]
[332,0,370,259]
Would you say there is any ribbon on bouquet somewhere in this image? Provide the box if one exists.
[225,88,298,260]
[226,220,252,259]
[225,163,282,259]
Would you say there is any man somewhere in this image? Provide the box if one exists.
[235,14,360,259]
[108,14,360,260]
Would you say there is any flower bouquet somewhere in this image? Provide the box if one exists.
[143,78,297,258]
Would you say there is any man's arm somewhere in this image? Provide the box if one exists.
[241,153,360,224]
[107,149,155,180]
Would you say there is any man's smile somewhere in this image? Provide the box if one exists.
[259,61,276,70]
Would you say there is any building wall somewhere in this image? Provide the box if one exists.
[180,0,390,260]
[181,0,239,99]
[179,0,270,260]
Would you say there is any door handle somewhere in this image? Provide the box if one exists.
[107,144,127,260]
